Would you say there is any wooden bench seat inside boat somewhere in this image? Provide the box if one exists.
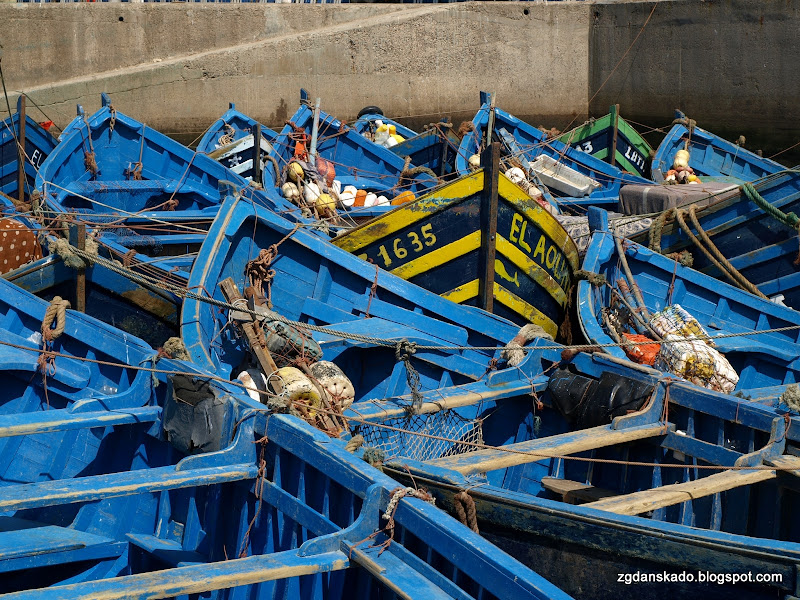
[705,322,800,362]
[0,405,161,439]
[583,455,800,516]
[10,550,353,600]
[309,311,487,379]
[0,516,125,573]
[428,422,667,476]
[541,477,619,504]
[126,533,205,567]
[0,463,259,513]
[0,335,90,389]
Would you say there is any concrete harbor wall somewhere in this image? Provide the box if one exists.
[0,0,796,152]
[589,0,800,158]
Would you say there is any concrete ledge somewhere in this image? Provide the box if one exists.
[0,2,589,136]
[0,0,795,151]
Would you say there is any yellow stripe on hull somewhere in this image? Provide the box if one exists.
[390,231,482,280]
[493,284,559,338]
[496,235,569,307]
[334,171,579,272]
[333,173,485,253]
[442,279,480,304]
[441,279,558,338]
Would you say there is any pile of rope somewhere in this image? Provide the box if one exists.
[648,204,767,299]
[48,235,99,270]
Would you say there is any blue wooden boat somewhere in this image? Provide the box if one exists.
[652,110,784,182]
[12,95,318,342]
[181,191,524,392]
[352,108,418,140]
[353,110,460,179]
[0,280,570,599]
[1,96,58,204]
[333,167,579,336]
[346,342,800,600]
[456,93,650,211]
[265,91,440,221]
[196,102,279,183]
[37,94,308,229]
[628,170,800,310]
[579,207,800,390]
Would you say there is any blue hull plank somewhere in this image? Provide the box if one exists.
[196,102,279,182]
[0,97,58,204]
[0,276,569,598]
[345,339,800,599]
[630,170,800,310]
[456,92,650,211]
[652,110,785,182]
[579,207,800,390]
[182,193,520,385]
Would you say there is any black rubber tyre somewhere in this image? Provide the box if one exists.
[357,105,384,119]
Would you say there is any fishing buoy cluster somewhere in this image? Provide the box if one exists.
[281,157,341,219]
[664,149,702,184]
[229,285,356,426]
[370,120,406,149]
[235,341,355,413]
[283,156,415,213]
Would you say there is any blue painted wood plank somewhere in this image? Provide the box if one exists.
[0,406,160,439]
[3,550,351,600]
[0,464,259,512]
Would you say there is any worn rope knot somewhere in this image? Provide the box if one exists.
[217,123,236,147]
[41,296,71,343]
[362,446,385,471]
[501,324,553,367]
[453,491,479,534]
[382,487,436,523]
[245,247,279,308]
[48,236,99,270]
[345,434,365,453]
[129,162,143,181]
[395,340,423,413]
[574,269,608,286]
[84,151,98,176]
[394,340,417,362]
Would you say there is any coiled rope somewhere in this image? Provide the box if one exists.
[41,296,70,342]
[453,491,479,534]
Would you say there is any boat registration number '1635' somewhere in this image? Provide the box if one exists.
[357,224,437,267]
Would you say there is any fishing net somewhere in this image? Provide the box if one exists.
[354,409,483,463]
[649,305,739,394]
[108,226,162,253]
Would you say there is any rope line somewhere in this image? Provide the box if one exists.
[4,334,796,473]
[57,240,800,351]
